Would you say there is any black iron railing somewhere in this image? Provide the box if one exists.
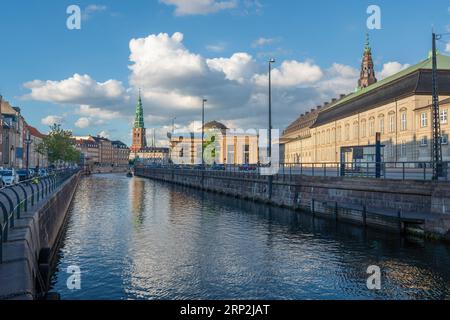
[137,161,449,181]
[0,169,79,263]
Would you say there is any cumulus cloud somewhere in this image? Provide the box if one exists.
[41,115,64,126]
[98,130,110,139]
[446,43,450,53]
[75,117,91,128]
[77,105,122,120]
[207,52,257,83]
[23,74,127,107]
[27,31,369,140]
[378,61,411,80]
[160,0,237,16]
[254,60,323,87]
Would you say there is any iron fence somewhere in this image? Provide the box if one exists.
[140,161,449,181]
[0,169,79,263]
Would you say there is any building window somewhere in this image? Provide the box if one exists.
[345,125,350,141]
[353,123,358,140]
[369,119,375,136]
[336,127,341,142]
[379,118,384,134]
[421,112,428,128]
[420,136,428,146]
[441,109,448,124]
[401,112,407,131]
[401,140,407,157]
[389,115,395,133]
[442,134,449,145]
[361,121,366,138]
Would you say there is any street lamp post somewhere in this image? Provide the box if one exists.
[431,32,443,180]
[267,58,275,199]
[25,133,31,170]
[202,98,207,167]
[268,58,275,164]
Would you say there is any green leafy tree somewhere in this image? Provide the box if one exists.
[36,124,81,164]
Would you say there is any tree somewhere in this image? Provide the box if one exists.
[36,124,81,164]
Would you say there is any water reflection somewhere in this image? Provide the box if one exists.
[51,174,450,300]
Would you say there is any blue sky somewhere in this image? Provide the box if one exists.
[0,0,449,145]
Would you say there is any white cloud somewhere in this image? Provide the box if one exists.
[207,52,257,83]
[252,37,277,47]
[75,117,91,128]
[28,31,370,142]
[254,60,323,87]
[77,105,122,120]
[41,115,64,126]
[23,74,127,107]
[129,32,208,90]
[446,43,450,53]
[160,0,237,16]
[98,130,110,139]
[378,61,411,80]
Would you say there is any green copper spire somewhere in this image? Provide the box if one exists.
[134,90,145,129]
[365,33,371,53]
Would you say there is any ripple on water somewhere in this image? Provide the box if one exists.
[50,175,450,300]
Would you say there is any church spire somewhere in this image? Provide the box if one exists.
[134,89,145,129]
[358,33,377,89]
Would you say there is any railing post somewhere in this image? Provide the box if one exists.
[402,162,406,180]
[423,163,426,181]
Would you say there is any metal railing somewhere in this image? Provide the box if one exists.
[138,161,449,181]
[0,169,79,263]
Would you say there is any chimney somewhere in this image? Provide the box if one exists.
[332,98,337,103]
[340,94,346,99]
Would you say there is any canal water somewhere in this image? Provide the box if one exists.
[50,174,450,300]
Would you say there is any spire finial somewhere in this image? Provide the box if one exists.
[365,33,371,53]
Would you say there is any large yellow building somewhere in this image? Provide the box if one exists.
[282,41,450,165]
[170,121,259,165]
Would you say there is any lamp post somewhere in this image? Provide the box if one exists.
[268,58,275,164]
[25,132,31,170]
[431,32,443,180]
[202,98,207,167]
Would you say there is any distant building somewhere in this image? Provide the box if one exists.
[129,93,169,164]
[25,124,48,168]
[1,99,25,168]
[170,121,259,165]
[112,140,130,166]
[131,92,147,154]
[282,36,450,164]
[74,136,100,168]
[129,146,170,164]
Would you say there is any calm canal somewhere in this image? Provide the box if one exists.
[50,174,450,299]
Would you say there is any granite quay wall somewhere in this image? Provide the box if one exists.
[135,167,450,241]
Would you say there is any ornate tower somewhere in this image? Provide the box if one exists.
[358,33,377,89]
[131,91,147,152]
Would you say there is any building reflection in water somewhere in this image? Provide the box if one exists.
[129,178,146,227]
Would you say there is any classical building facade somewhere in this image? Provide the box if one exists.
[170,121,259,165]
[112,140,130,166]
[282,39,450,165]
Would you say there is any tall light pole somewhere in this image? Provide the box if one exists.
[432,32,443,180]
[268,58,275,164]
[202,99,207,167]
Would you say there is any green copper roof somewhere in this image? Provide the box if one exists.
[326,53,450,111]
[365,33,371,53]
[134,93,145,129]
